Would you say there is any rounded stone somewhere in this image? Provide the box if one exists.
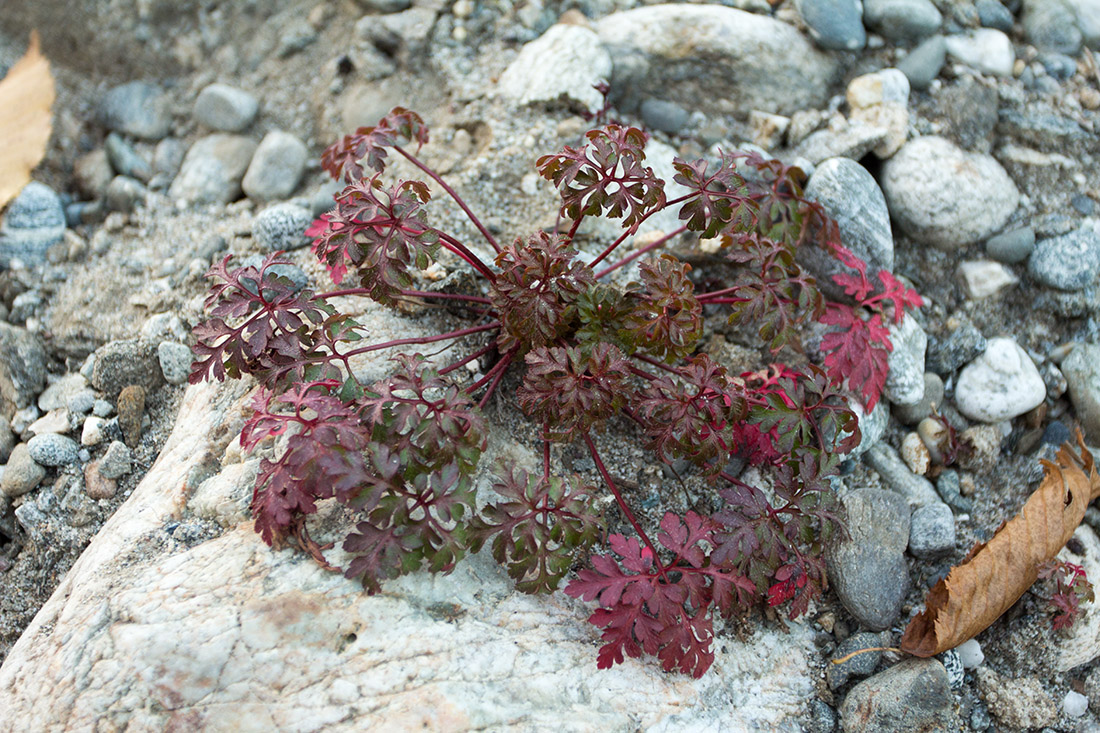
[253,203,313,251]
[99,81,172,141]
[158,342,194,386]
[241,131,309,202]
[0,443,46,497]
[840,659,958,731]
[26,433,80,467]
[954,338,1046,422]
[885,315,927,406]
[976,0,1014,32]
[98,440,133,480]
[882,136,1018,250]
[944,29,1015,77]
[169,134,258,206]
[908,502,955,559]
[794,0,866,51]
[498,24,612,116]
[639,99,690,135]
[1062,343,1100,443]
[1027,227,1100,291]
[194,84,260,133]
[985,226,1035,264]
[897,36,946,91]
[0,182,67,265]
[863,0,943,43]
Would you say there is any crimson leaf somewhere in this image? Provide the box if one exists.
[320,106,429,181]
[622,255,703,363]
[517,343,630,440]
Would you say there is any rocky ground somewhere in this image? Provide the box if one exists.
[1,0,1100,730]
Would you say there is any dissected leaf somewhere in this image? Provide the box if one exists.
[0,31,55,209]
[901,433,1100,657]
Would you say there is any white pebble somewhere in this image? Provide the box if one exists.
[957,639,984,669]
[1064,690,1088,718]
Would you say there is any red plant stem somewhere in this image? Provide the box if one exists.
[395,145,501,254]
[583,433,669,580]
[631,352,681,374]
[477,351,515,409]
[436,230,497,281]
[583,192,699,268]
[321,287,492,305]
[543,439,551,480]
[593,226,688,280]
[439,341,497,376]
[467,347,515,395]
[340,321,501,358]
[696,285,741,302]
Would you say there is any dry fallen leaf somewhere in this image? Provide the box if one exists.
[901,432,1100,657]
[0,30,55,210]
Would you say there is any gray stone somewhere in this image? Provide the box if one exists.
[38,375,90,413]
[98,440,132,479]
[894,372,944,425]
[354,0,411,10]
[1068,0,1100,48]
[193,84,259,133]
[956,260,1018,299]
[241,131,309,202]
[938,75,1000,151]
[596,5,839,116]
[935,469,974,513]
[26,433,79,467]
[898,36,946,91]
[158,342,193,386]
[998,108,1091,150]
[105,176,146,213]
[239,255,310,294]
[252,203,313,252]
[795,0,866,50]
[864,443,941,506]
[140,313,188,344]
[828,631,890,690]
[794,124,890,166]
[806,700,837,733]
[73,149,114,198]
[800,158,894,301]
[863,0,943,42]
[881,136,1018,250]
[1023,0,1082,54]
[1028,227,1100,291]
[67,391,96,416]
[498,24,612,116]
[908,502,956,558]
[99,81,172,141]
[169,134,257,205]
[0,182,67,266]
[926,317,986,375]
[640,99,690,135]
[976,0,1014,32]
[944,29,1015,76]
[276,20,317,58]
[985,226,1035,264]
[826,488,911,630]
[1062,343,1100,443]
[1,443,45,497]
[0,415,13,463]
[840,659,958,732]
[104,133,151,182]
[850,399,890,459]
[152,138,186,183]
[954,337,1046,422]
[0,323,48,420]
[885,315,927,406]
[90,340,164,397]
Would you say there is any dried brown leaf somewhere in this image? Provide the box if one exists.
[0,31,55,209]
[901,432,1100,657]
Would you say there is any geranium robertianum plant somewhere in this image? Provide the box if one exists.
[190,107,921,678]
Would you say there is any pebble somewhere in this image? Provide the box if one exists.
[956,260,1018,299]
[276,20,317,58]
[975,0,1013,32]
[158,342,193,385]
[91,340,163,396]
[840,659,958,731]
[153,138,186,184]
[0,443,46,497]
[98,440,133,479]
[239,255,310,294]
[1062,343,1100,443]
[117,385,146,449]
[864,443,942,506]
[0,323,48,418]
[975,667,1057,729]
[957,638,984,668]
[885,315,927,406]
[11,406,40,436]
[862,0,942,43]
[92,399,113,418]
[897,35,946,91]
[38,374,90,413]
[926,316,986,375]
[908,502,955,558]
[99,81,172,140]
[105,176,146,213]
[1064,690,1089,718]
[901,432,930,474]
[826,488,910,629]
[794,0,866,50]
[827,631,889,689]
[9,290,42,326]
[241,131,309,202]
[0,182,67,266]
[104,132,152,182]
[985,226,1035,264]
[355,0,413,12]
[84,459,117,500]
[1022,0,1082,54]
[939,649,964,690]
[81,416,108,447]
[795,124,890,166]
[881,136,1018,250]
[806,700,837,733]
[26,433,79,467]
[193,83,259,133]
[0,416,13,463]
[1027,226,1100,291]
[894,372,944,425]
[917,416,952,464]
[27,408,71,437]
[252,203,313,251]
[748,111,790,150]
[639,98,690,135]
[849,399,889,458]
[944,29,1015,77]
[73,149,114,198]
[498,24,612,116]
[169,134,258,205]
[955,338,1046,422]
[937,469,974,513]
[140,313,188,343]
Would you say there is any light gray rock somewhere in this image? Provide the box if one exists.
[1062,343,1100,443]
[800,157,894,301]
[794,0,866,51]
[881,136,1018,250]
[354,0,412,10]
[26,433,79,467]
[169,134,258,205]
[885,315,927,406]
[841,659,958,732]
[194,83,259,132]
[596,5,839,116]
[0,323,48,420]
[944,29,1015,76]
[898,35,946,91]
[908,502,955,558]
[99,81,172,141]
[104,133,151,182]
[1068,0,1100,48]
[794,123,890,165]
[864,443,941,506]
[863,0,942,42]
[252,203,313,252]
[98,440,132,479]
[985,226,1035,264]
[158,342,193,386]
[1028,226,1100,291]
[1023,0,1083,54]
[90,339,164,397]
[0,182,66,266]
[826,488,910,630]
[0,443,46,497]
[850,399,890,459]
[498,24,612,116]
[954,337,1046,422]
[956,260,1018,299]
[241,131,309,202]
[104,176,146,213]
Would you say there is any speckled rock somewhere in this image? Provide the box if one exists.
[841,659,957,732]
[1062,343,1100,443]
[0,323,48,420]
[908,502,956,558]
[885,315,927,407]
[0,416,13,463]
[954,338,1046,422]
[169,134,258,205]
[794,0,866,51]
[241,131,309,202]
[498,24,613,116]
[882,136,1018,250]
[0,443,46,497]
[976,667,1058,729]
[828,631,889,689]
[117,385,146,449]
[252,203,313,251]
[90,340,163,397]
[826,488,910,630]
[99,81,172,141]
[193,83,259,133]
[0,182,67,266]
[158,342,193,386]
[1028,226,1100,291]
[863,0,942,42]
[98,440,132,480]
[26,433,79,467]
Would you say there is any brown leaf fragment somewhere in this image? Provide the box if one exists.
[901,432,1100,657]
[0,30,55,210]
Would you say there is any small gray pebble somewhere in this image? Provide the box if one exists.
[909,502,956,558]
[1071,194,1096,216]
[975,0,1013,32]
[898,35,946,91]
[253,203,313,251]
[1042,420,1072,446]
[193,83,259,133]
[67,390,97,415]
[158,341,194,385]
[935,469,974,513]
[92,399,114,418]
[105,132,152,182]
[938,648,964,689]
[985,226,1035,264]
[640,98,690,135]
[26,433,80,467]
[98,440,133,479]
[99,81,172,141]
[105,176,147,213]
[239,255,310,294]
